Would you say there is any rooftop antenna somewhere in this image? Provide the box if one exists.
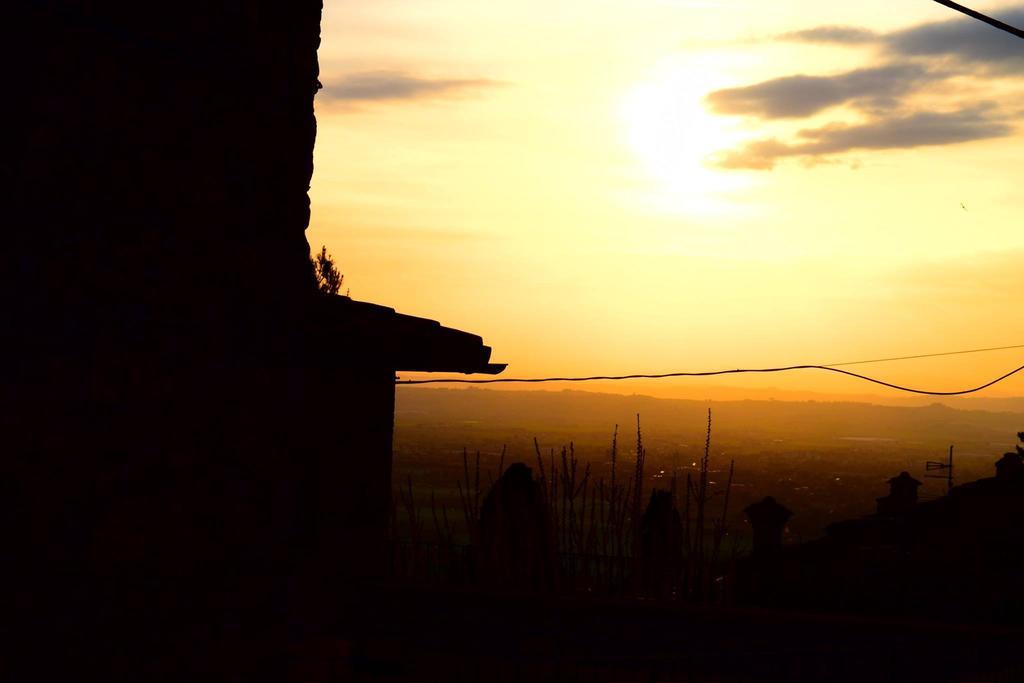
[926,445,955,493]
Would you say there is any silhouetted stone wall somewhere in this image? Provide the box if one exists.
[7,3,327,679]
[11,3,321,337]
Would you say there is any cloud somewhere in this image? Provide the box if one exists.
[705,64,936,119]
[319,70,500,103]
[886,7,1024,72]
[713,106,1013,170]
[781,25,879,44]
[712,139,793,171]
[710,7,1024,170]
[778,7,1024,71]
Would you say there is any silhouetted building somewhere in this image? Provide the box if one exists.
[995,451,1024,479]
[8,3,502,679]
[735,449,1024,622]
[876,471,922,516]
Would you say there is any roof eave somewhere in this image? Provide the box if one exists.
[313,295,506,375]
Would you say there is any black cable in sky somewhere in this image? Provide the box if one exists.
[396,344,1024,395]
[397,363,1024,395]
[932,0,1024,40]
[822,343,1024,367]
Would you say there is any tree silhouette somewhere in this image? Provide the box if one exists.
[311,245,345,296]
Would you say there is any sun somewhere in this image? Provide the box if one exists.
[620,56,750,213]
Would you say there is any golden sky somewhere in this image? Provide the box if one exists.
[309,1,1024,399]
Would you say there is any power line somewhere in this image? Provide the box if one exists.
[396,344,1024,395]
[932,0,1024,41]
[397,363,1024,395]
[822,343,1024,367]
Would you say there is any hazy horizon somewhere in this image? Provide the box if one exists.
[396,380,1024,411]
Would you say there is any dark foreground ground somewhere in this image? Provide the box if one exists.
[335,582,1024,682]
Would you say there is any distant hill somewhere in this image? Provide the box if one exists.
[946,395,1024,413]
[394,379,1024,412]
[395,387,1024,454]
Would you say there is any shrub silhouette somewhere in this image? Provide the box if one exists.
[311,245,345,296]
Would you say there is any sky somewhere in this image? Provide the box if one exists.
[308,0,1024,401]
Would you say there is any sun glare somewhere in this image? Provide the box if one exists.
[620,57,750,214]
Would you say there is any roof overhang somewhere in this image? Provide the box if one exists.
[313,295,506,375]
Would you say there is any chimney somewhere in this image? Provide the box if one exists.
[744,496,792,554]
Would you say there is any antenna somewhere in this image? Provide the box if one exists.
[926,445,955,493]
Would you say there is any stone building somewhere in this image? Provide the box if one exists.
[7,2,502,678]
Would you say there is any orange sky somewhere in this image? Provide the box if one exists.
[308,1,1024,400]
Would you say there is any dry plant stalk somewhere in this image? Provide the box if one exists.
[392,411,737,602]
